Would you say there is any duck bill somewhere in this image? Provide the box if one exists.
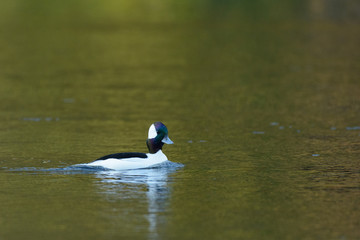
[162,136,174,144]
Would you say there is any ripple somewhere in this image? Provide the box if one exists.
[22,117,60,122]
[7,161,184,175]
[253,131,265,134]
[63,98,75,103]
[346,126,360,130]
[22,117,41,122]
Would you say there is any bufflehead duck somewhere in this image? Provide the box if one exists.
[83,122,173,170]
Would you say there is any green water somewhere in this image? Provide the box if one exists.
[1,0,360,239]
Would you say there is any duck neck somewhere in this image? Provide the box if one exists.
[146,133,164,154]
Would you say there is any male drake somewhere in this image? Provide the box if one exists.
[83,122,173,170]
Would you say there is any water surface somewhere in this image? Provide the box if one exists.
[0,0,360,239]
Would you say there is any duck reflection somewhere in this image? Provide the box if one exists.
[93,164,182,238]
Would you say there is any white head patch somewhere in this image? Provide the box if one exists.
[148,124,157,139]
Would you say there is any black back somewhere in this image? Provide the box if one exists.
[96,152,148,160]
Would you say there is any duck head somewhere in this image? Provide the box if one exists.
[146,122,173,153]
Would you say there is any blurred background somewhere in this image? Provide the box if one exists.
[0,0,359,239]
